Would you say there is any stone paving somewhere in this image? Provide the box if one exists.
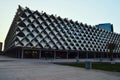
[0,56,120,80]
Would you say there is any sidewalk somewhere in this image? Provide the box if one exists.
[0,56,120,80]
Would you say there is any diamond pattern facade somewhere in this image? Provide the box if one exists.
[4,6,120,58]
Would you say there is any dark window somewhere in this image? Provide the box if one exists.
[18,22,26,27]
[21,13,27,18]
[18,32,25,37]
[70,43,74,46]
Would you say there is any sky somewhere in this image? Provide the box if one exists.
[0,0,120,49]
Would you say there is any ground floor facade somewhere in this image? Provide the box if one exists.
[4,47,120,59]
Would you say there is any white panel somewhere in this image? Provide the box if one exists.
[33,31,38,37]
[29,17,34,22]
[32,40,38,46]
[28,35,33,41]
[36,37,42,42]
[28,25,34,31]
[38,19,43,24]
[33,22,38,27]
[22,39,28,46]
[25,12,30,16]
[34,14,39,18]
[23,30,29,36]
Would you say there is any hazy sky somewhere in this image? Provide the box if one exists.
[0,0,120,47]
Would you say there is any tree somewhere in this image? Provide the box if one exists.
[106,43,116,61]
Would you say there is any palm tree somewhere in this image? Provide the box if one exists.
[106,43,116,61]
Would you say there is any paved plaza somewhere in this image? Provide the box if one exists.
[0,56,120,80]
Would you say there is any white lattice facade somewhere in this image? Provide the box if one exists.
[4,6,120,58]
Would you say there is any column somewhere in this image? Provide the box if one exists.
[107,53,109,59]
[67,51,68,59]
[21,48,24,59]
[77,52,79,59]
[54,51,56,59]
[39,50,41,59]
[100,53,102,59]
[116,53,118,59]
[94,53,96,59]
[86,52,88,59]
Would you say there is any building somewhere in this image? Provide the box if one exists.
[0,42,2,51]
[96,23,114,32]
[4,5,120,59]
